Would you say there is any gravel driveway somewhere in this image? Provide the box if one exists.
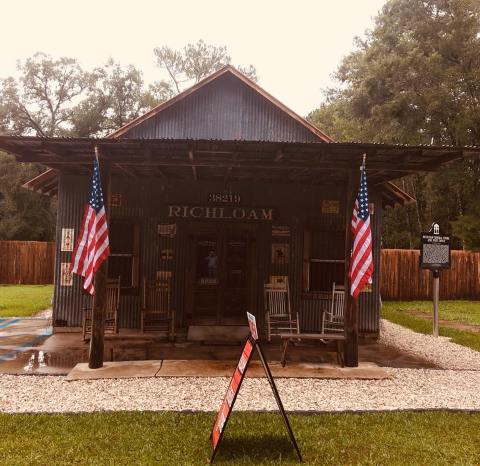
[0,319,479,413]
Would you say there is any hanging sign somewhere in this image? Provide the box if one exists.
[420,223,451,270]
[210,313,302,463]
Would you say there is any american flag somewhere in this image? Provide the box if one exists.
[349,159,373,298]
[70,158,109,295]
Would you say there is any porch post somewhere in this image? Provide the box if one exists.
[88,152,111,369]
[344,169,359,367]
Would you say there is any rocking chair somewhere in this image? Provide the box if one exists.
[264,278,300,341]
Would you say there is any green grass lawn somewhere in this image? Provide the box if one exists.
[0,411,479,465]
[0,285,53,317]
[382,301,480,352]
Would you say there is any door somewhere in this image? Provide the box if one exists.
[186,223,257,325]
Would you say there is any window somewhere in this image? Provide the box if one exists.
[303,228,345,292]
[108,221,140,288]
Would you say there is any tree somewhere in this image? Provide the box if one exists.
[154,39,258,93]
[0,153,55,240]
[0,44,259,240]
[71,59,172,137]
[0,52,93,136]
[308,0,480,249]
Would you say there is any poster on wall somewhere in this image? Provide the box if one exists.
[321,200,339,214]
[158,223,177,238]
[60,263,73,286]
[272,225,290,237]
[61,228,74,252]
[271,244,289,264]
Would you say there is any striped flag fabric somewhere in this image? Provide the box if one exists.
[349,158,373,297]
[70,158,109,295]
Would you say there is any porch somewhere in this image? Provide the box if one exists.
[0,322,436,377]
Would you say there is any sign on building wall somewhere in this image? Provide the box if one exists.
[157,223,177,238]
[321,200,340,214]
[167,205,274,221]
[60,263,73,286]
[272,225,290,237]
[269,275,288,288]
[61,228,74,252]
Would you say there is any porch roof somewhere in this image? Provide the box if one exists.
[1,135,478,199]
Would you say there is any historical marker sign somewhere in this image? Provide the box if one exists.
[420,223,451,270]
[210,313,302,463]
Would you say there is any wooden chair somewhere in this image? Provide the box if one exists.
[83,276,121,340]
[322,282,345,333]
[141,278,175,341]
[264,278,300,341]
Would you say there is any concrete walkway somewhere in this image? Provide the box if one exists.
[66,359,389,381]
[0,317,52,364]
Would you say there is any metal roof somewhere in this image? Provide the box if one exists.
[1,136,477,199]
[108,65,333,142]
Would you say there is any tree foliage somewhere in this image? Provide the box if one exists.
[309,0,480,249]
[0,153,55,240]
[0,42,258,240]
[154,39,257,93]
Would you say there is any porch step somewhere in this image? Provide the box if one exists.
[187,325,249,343]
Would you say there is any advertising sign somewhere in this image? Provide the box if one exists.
[211,338,254,454]
[210,313,302,463]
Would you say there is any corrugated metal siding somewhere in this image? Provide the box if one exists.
[54,177,381,336]
[298,190,382,335]
[53,173,89,327]
[123,73,320,143]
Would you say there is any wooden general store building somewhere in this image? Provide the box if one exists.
[0,65,472,364]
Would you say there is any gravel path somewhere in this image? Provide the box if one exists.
[1,319,479,413]
[379,319,480,370]
[0,368,479,413]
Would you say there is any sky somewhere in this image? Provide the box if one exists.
[0,0,387,117]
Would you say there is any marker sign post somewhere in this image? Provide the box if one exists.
[420,223,451,337]
[210,312,302,463]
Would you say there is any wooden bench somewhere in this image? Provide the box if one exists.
[279,332,346,367]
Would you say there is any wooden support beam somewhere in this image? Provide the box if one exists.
[344,168,360,367]
[89,150,111,369]
[188,150,198,180]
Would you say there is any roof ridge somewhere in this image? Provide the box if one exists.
[108,65,333,142]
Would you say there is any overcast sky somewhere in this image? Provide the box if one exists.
[1,0,387,116]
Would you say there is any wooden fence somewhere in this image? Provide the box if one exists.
[1,242,480,298]
[380,249,480,300]
[0,241,55,284]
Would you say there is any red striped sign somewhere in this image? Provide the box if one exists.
[211,338,254,451]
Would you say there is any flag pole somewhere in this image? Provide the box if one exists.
[89,145,110,369]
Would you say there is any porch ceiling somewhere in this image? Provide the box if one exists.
[1,136,479,187]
